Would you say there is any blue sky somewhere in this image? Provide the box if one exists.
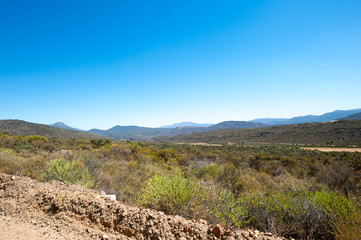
[1,0,360,129]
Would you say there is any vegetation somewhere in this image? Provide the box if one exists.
[44,158,94,188]
[1,131,361,239]
[167,120,361,146]
[0,120,102,139]
[138,167,209,217]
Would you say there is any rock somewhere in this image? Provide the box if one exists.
[100,233,110,240]
[212,224,224,238]
[184,225,190,233]
[225,227,233,236]
[240,230,250,238]
[198,218,208,225]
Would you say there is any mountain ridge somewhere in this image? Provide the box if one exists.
[88,121,266,140]
[49,122,83,131]
[0,120,102,139]
[250,108,361,125]
[166,120,361,146]
[161,122,214,128]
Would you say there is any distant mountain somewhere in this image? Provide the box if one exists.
[161,122,214,128]
[49,122,83,131]
[0,120,102,139]
[341,112,361,120]
[90,121,268,140]
[89,126,171,140]
[251,109,361,125]
[207,121,268,130]
[248,118,288,125]
[166,120,361,146]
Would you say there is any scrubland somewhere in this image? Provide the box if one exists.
[0,132,360,240]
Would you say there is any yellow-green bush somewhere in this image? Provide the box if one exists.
[209,188,250,227]
[44,158,94,188]
[138,167,209,217]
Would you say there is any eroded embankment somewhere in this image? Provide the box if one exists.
[0,173,288,240]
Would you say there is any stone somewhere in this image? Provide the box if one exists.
[225,228,233,236]
[198,218,208,225]
[212,224,224,238]
[100,233,110,240]
[240,230,250,238]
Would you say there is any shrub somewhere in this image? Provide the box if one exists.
[138,167,208,217]
[331,200,361,240]
[191,163,243,194]
[44,158,94,188]
[208,188,250,227]
[245,192,331,239]
[313,190,361,240]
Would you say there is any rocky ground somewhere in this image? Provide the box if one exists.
[0,173,290,240]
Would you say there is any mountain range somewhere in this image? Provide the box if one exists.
[1,108,360,141]
[50,108,361,140]
[166,120,361,146]
[160,122,214,128]
[88,121,267,140]
[250,108,361,125]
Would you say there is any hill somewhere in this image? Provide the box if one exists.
[49,122,83,131]
[207,121,268,130]
[341,112,361,120]
[0,173,286,240]
[166,120,361,146]
[89,125,171,140]
[161,122,214,128]
[89,122,267,140]
[251,108,361,125]
[0,120,102,139]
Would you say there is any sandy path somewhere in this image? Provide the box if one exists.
[301,147,361,152]
[0,215,71,240]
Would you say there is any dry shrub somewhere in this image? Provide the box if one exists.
[239,169,309,194]
[0,148,47,180]
[331,201,361,240]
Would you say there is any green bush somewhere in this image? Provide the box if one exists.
[245,192,331,239]
[210,190,360,240]
[209,188,250,227]
[191,163,243,194]
[313,190,361,240]
[138,167,208,217]
[45,158,94,188]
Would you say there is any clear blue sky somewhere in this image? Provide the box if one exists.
[1,0,360,129]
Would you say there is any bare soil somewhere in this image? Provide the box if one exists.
[0,173,287,240]
[301,147,361,152]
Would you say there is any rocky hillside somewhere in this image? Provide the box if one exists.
[0,173,288,240]
[0,120,102,139]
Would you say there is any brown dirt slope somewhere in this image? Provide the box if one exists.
[0,174,287,240]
